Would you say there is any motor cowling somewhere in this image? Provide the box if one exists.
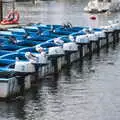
[87,34,98,41]
[48,46,64,56]
[102,26,114,32]
[111,23,120,30]
[76,35,89,43]
[15,61,35,73]
[94,31,105,38]
[63,42,78,51]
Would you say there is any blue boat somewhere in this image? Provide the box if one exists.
[0,23,111,98]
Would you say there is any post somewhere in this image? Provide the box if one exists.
[65,51,71,65]
[113,31,116,46]
[88,42,92,60]
[78,44,83,63]
[51,57,58,73]
[32,0,35,4]
[13,1,15,11]
[17,76,25,96]
[105,32,109,48]
[96,38,100,53]
[0,0,3,21]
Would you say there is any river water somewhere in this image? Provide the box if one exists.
[1,0,120,120]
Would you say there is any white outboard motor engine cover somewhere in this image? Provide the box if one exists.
[87,33,98,41]
[63,42,78,51]
[48,46,64,56]
[94,31,105,38]
[102,25,114,32]
[111,23,120,30]
[15,61,35,73]
[76,35,89,43]
[36,53,48,64]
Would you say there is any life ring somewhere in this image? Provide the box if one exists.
[0,11,20,25]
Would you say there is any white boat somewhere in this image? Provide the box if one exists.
[84,0,113,13]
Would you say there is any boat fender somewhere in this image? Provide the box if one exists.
[63,42,78,51]
[102,26,114,32]
[36,53,48,64]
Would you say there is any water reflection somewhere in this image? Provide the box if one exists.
[1,43,120,120]
[0,101,25,120]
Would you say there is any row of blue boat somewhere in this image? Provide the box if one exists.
[0,21,119,98]
[0,23,103,76]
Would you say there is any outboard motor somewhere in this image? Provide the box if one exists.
[14,60,36,90]
[76,35,90,60]
[15,61,36,73]
[102,20,120,32]
[87,34,98,41]
[35,46,48,65]
[15,52,46,73]
[48,46,64,72]
[94,31,106,38]
[102,25,114,32]
[48,46,64,56]
[111,23,120,42]
[110,21,120,30]
[113,24,120,30]
[63,42,78,52]
[36,53,48,65]
[76,35,89,44]
[87,33,100,54]
[63,42,78,64]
